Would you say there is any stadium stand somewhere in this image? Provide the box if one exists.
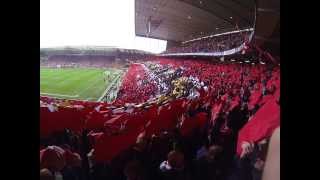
[41,55,117,68]
[115,63,158,105]
[40,55,279,180]
[164,31,251,54]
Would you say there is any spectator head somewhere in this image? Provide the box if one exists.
[124,160,144,180]
[207,145,223,162]
[167,150,185,170]
[241,103,248,111]
[159,131,170,142]
[40,168,54,180]
[218,112,226,119]
[60,144,71,150]
[40,146,66,172]
[151,134,157,140]
[65,151,82,168]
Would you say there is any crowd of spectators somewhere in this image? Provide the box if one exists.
[41,55,146,69]
[41,55,117,68]
[41,53,151,69]
[40,57,280,180]
[164,32,250,54]
[115,63,158,105]
[40,111,275,180]
[116,57,279,108]
[115,62,191,105]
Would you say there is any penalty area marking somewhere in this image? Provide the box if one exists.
[40,92,79,98]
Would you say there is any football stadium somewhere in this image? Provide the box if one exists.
[40,0,280,180]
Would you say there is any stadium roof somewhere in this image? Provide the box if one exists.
[135,0,256,42]
[40,46,152,57]
[254,0,280,57]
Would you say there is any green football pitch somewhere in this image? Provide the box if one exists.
[40,68,121,101]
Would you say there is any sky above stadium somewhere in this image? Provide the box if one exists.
[40,0,167,53]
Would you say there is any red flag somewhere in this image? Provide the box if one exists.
[210,102,223,125]
[93,124,144,162]
[144,105,160,136]
[196,112,208,131]
[158,103,178,130]
[87,131,104,145]
[274,88,280,100]
[237,99,280,156]
[180,114,198,137]
[85,110,111,130]
[146,102,178,136]
[259,94,275,106]
[180,112,208,137]
[40,107,66,137]
[171,99,187,117]
[60,107,85,133]
[40,107,53,137]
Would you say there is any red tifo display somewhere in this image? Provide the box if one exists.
[40,58,280,162]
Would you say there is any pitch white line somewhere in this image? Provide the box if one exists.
[98,74,121,101]
[40,92,79,98]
